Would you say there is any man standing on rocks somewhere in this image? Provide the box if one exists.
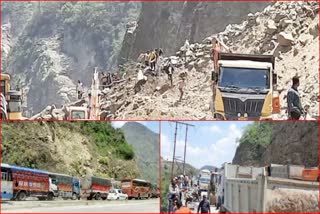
[77,80,83,99]
[287,76,304,120]
[149,49,157,71]
[178,76,186,102]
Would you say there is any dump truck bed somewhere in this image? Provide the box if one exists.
[218,53,275,69]
[223,175,319,212]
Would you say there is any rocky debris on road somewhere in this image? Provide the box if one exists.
[33,1,319,120]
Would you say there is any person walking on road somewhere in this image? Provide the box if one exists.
[175,199,192,213]
[287,76,304,120]
[168,179,180,213]
[197,195,211,213]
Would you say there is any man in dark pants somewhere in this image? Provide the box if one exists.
[197,195,211,213]
[287,76,304,120]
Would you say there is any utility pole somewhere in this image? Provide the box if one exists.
[183,125,188,175]
[170,121,194,179]
[171,122,178,179]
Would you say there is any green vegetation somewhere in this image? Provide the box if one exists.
[2,122,139,180]
[239,122,272,146]
[80,122,135,160]
[121,122,159,184]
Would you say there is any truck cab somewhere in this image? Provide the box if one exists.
[67,106,88,120]
[1,73,23,120]
[7,90,23,120]
[214,53,280,120]
[49,177,59,198]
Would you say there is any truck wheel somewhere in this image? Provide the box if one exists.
[95,193,101,200]
[72,193,77,200]
[102,197,107,200]
[87,196,92,200]
[47,192,54,201]
[17,192,27,201]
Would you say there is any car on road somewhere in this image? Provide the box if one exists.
[107,189,128,200]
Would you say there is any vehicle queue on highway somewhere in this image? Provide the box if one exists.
[1,163,159,202]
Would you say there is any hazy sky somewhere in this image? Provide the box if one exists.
[111,121,159,134]
[161,121,252,169]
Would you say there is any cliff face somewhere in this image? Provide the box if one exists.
[232,122,318,167]
[2,2,140,115]
[118,1,269,64]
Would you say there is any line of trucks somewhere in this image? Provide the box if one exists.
[1,163,159,201]
[204,163,319,212]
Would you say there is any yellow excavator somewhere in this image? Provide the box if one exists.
[1,73,23,120]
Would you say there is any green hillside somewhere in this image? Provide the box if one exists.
[2,122,140,180]
[121,122,159,184]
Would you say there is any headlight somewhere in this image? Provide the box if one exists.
[237,113,241,117]
[244,113,248,118]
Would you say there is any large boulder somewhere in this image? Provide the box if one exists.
[277,32,294,46]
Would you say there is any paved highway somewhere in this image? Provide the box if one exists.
[1,198,159,213]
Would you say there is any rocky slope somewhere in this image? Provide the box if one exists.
[232,122,318,167]
[2,2,140,115]
[121,122,159,184]
[104,1,319,119]
[1,122,156,181]
[118,1,269,65]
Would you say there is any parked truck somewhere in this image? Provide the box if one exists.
[80,176,112,200]
[1,164,58,201]
[218,163,319,212]
[268,164,319,181]
[212,52,280,120]
[198,169,211,198]
[49,172,80,200]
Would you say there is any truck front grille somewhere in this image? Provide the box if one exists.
[222,97,265,120]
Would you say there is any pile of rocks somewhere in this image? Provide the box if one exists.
[31,1,319,120]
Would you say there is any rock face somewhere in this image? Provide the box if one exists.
[2,2,140,115]
[104,1,319,120]
[232,122,318,167]
[118,1,270,64]
[4,2,319,119]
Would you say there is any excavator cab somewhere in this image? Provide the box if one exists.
[7,90,23,119]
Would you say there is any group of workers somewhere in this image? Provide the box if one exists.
[167,175,212,213]
[76,36,307,120]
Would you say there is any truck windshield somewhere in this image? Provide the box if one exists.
[200,178,210,184]
[71,111,85,119]
[219,67,269,91]
[8,100,21,113]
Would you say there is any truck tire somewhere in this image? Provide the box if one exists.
[47,192,54,201]
[17,192,27,201]
[72,193,77,200]
[95,193,101,200]
[102,197,107,200]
